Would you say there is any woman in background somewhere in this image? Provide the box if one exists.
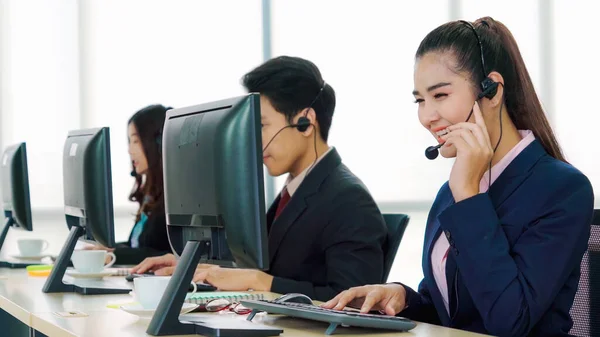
[86,104,172,265]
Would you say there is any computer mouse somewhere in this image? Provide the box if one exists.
[273,293,313,305]
[125,272,154,282]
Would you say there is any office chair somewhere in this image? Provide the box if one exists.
[570,209,600,337]
[382,213,410,282]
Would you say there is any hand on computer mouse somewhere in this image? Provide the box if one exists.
[130,253,177,274]
[193,264,274,292]
[321,284,407,315]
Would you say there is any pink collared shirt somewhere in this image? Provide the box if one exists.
[431,130,535,314]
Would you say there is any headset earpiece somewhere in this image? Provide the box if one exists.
[478,77,499,100]
[295,117,311,132]
[294,81,326,133]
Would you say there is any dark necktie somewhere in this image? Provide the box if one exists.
[274,188,291,220]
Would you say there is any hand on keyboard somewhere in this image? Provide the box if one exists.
[321,284,407,316]
[242,299,417,333]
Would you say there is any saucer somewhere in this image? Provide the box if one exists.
[120,303,198,320]
[65,269,115,279]
[9,254,48,260]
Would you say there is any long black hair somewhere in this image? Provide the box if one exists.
[128,104,171,221]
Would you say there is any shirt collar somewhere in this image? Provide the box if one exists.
[283,147,334,197]
[479,130,535,192]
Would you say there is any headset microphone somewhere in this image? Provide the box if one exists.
[425,144,443,160]
[424,106,476,160]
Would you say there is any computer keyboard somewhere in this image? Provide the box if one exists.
[241,299,416,335]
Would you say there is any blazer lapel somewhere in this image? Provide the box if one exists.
[423,185,455,326]
[266,194,279,234]
[488,140,546,207]
[267,148,343,265]
[267,194,308,264]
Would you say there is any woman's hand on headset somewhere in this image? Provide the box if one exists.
[441,101,493,202]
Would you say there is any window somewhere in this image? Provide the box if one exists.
[271,1,452,203]
[0,0,80,209]
[79,0,263,209]
[553,1,600,199]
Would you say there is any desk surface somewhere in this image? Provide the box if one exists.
[0,268,488,337]
[0,268,133,325]
[31,310,488,337]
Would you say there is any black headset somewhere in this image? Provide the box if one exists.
[131,131,163,177]
[462,20,499,101]
[291,80,326,133]
[262,81,326,152]
[425,20,500,160]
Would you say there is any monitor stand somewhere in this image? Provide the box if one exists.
[146,240,282,337]
[0,217,37,269]
[0,261,37,268]
[0,217,14,253]
[42,225,130,295]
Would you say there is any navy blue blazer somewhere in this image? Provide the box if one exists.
[399,140,594,337]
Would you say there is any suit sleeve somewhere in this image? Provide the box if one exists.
[438,174,594,337]
[270,186,387,302]
[113,246,170,265]
[395,280,442,324]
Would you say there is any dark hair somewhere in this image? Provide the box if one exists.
[416,17,566,162]
[242,56,336,141]
[128,104,171,220]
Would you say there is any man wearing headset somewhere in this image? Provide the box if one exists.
[132,56,388,302]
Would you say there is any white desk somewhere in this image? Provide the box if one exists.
[0,268,489,337]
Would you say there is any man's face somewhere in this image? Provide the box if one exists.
[260,96,308,177]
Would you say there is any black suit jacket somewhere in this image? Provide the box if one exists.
[267,148,387,302]
[114,205,172,265]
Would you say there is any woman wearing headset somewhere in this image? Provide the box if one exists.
[323,17,594,337]
[85,104,172,265]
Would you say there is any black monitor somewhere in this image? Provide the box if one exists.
[43,127,129,295]
[147,94,279,336]
[0,142,36,268]
[163,96,268,269]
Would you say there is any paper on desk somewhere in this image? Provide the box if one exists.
[107,301,136,309]
[54,311,89,318]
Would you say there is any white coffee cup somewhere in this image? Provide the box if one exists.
[71,250,116,273]
[133,276,198,310]
[17,239,49,256]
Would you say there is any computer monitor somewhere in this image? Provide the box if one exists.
[43,127,129,295]
[163,96,268,269]
[146,94,278,336]
[0,142,36,268]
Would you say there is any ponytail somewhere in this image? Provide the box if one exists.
[476,17,566,162]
